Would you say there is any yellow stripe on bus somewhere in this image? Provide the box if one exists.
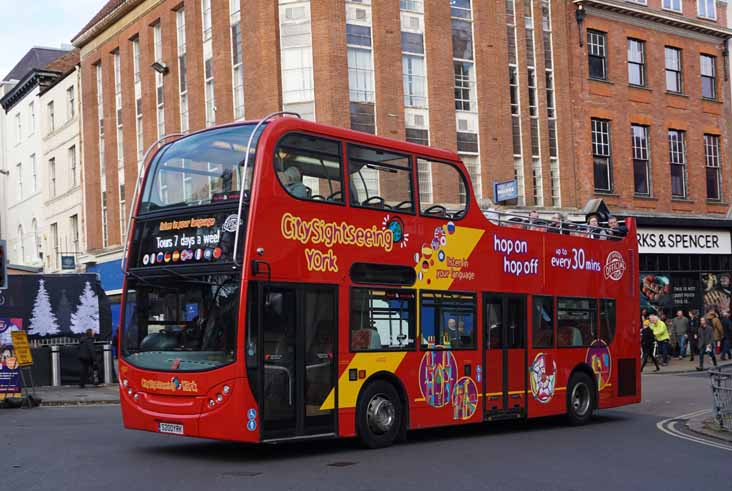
[320,352,407,411]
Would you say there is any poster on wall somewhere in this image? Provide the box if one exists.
[702,272,731,315]
[0,318,24,400]
[641,273,701,316]
[0,275,111,341]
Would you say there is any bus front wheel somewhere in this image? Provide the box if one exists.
[566,372,595,426]
[357,380,402,449]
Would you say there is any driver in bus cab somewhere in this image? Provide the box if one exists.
[283,166,310,199]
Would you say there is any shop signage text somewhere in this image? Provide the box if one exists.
[637,228,731,255]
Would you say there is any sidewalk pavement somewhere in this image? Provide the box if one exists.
[641,354,732,375]
[33,384,120,406]
[686,411,732,444]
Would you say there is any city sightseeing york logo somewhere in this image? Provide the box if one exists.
[604,251,626,281]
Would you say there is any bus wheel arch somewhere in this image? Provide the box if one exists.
[355,372,408,448]
[566,364,597,426]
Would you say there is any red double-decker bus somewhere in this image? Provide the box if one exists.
[119,114,640,448]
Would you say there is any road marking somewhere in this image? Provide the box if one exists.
[656,409,732,452]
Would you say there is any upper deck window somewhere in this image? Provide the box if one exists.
[417,158,468,219]
[348,144,414,212]
[275,133,344,203]
[140,124,260,213]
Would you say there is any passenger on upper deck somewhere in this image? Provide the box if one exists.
[526,210,546,231]
[586,215,608,240]
[283,166,310,199]
[549,212,570,235]
[607,215,627,240]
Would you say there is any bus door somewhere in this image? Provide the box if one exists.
[257,284,337,440]
[483,294,527,420]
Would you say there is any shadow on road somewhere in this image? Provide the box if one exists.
[138,412,630,463]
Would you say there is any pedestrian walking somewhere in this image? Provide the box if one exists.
[640,320,660,372]
[696,317,718,371]
[78,328,96,388]
[649,314,670,365]
[687,310,699,362]
[721,310,732,361]
[670,310,689,359]
[706,309,724,355]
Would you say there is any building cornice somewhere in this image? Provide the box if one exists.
[0,69,60,112]
[71,0,146,49]
[575,0,732,39]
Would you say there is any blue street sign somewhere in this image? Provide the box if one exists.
[494,179,518,202]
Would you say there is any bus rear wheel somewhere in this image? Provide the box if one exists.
[357,380,402,449]
[566,372,595,426]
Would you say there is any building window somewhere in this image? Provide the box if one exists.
[131,36,144,163]
[701,54,717,100]
[49,157,56,198]
[698,0,716,19]
[454,62,476,111]
[15,113,21,143]
[47,101,55,133]
[31,218,39,260]
[669,129,687,199]
[95,62,108,248]
[662,0,682,12]
[70,214,80,253]
[347,24,372,47]
[631,125,650,196]
[705,134,721,201]
[175,10,188,132]
[50,223,58,271]
[627,38,645,87]
[588,30,607,80]
[29,102,35,134]
[350,288,415,351]
[16,162,22,200]
[591,118,612,193]
[66,85,75,120]
[153,23,165,137]
[403,55,426,108]
[69,145,77,188]
[30,154,37,193]
[201,0,215,127]
[665,47,683,93]
[281,1,315,120]
[406,128,428,146]
[509,65,521,155]
[461,155,481,200]
[230,0,245,119]
[17,225,24,262]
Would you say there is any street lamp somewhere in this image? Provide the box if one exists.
[151,61,169,75]
[0,169,9,176]
[576,3,586,48]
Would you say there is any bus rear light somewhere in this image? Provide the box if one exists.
[127,388,133,396]
[216,394,224,403]
[223,385,231,395]
[209,399,216,408]
[122,379,128,388]
[133,393,140,402]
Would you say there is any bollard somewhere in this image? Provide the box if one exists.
[103,344,113,385]
[51,345,61,387]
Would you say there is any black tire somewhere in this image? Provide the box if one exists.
[566,372,595,426]
[356,380,402,449]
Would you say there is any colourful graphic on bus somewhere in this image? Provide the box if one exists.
[418,351,457,408]
[586,340,612,391]
[452,376,478,420]
[530,352,557,404]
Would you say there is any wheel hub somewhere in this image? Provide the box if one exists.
[571,383,591,417]
[367,395,395,434]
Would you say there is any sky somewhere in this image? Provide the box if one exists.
[0,0,105,79]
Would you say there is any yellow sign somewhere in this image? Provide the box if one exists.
[10,331,33,367]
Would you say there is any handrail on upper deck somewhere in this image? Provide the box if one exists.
[232,111,302,268]
[121,132,185,272]
[483,209,629,240]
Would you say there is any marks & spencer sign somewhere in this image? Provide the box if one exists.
[637,228,731,255]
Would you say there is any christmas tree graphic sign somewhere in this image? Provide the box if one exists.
[70,281,100,335]
[28,279,60,336]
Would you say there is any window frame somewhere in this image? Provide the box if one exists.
[346,142,416,215]
[668,128,688,199]
[662,0,682,13]
[415,156,470,221]
[556,296,599,348]
[631,124,651,197]
[665,46,683,94]
[532,295,555,349]
[697,0,716,20]
[273,131,346,206]
[419,290,477,351]
[700,54,717,100]
[704,133,722,202]
[627,38,646,87]
[349,287,417,353]
[591,118,613,193]
[587,30,608,81]
[599,298,616,345]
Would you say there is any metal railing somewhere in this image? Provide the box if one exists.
[710,365,732,431]
[482,209,627,240]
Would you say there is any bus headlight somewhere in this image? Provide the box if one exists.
[223,385,231,395]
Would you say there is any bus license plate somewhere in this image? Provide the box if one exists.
[158,422,184,435]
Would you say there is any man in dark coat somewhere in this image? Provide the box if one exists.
[640,320,660,372]
[696,317,718,371]
[78,329,96,388]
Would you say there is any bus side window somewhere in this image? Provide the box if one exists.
[350,288,415,351]
[421,292,476,350]
[417,158,469,220]
[274,133,344,203]
[347,144,414,212]
[532,296,554,348]
[600,299,616,344]
[557,298,596,347]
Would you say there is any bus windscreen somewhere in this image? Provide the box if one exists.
[139,124,261,212]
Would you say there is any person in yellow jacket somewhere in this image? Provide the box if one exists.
[649,314,670,365]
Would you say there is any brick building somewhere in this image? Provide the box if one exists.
[71,0,732,316]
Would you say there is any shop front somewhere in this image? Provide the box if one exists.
[637,220,732,317]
